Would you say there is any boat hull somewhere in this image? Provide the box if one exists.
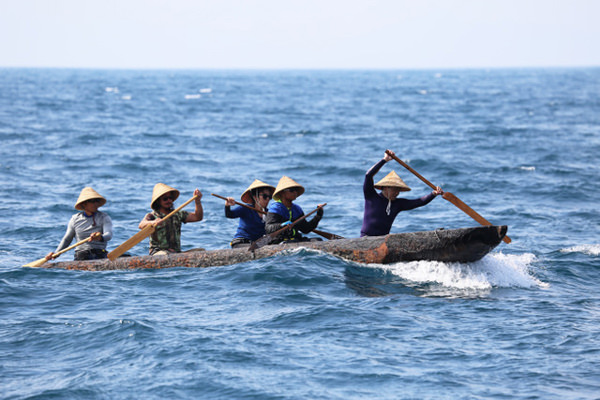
[42,226,507,271]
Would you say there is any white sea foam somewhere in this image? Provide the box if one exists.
[199,88,212,93]
[121,95,131,100]
[185,94,202,100]
[520,166,536,171]
[381,252,546,290]
[561,244,600,256]
[105,87,119,93]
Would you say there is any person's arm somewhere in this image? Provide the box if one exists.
[395,192,437,211]
[46,218,77,260]
[364,154,389,198]
[139,213,158,229]
[295,204,325,234]
[100,214,113,242]
[54,218,76,253]
[264,211,288,234]
[225,197,245,218]
[186,188,203,223]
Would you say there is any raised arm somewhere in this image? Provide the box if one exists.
[185,189,204,223]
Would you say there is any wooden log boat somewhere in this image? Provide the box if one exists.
[39,226,508,271]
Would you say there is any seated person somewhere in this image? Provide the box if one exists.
[138,183,203,255]
[361,150,442,237]
[264,176,324,243]
[225,179,275,248]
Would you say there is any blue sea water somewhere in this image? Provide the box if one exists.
[0,67,599,399]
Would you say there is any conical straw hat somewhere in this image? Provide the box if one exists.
[241,179,275,204]
[374,171,411,191]
[272,176,305,201]
[75,187,107,210]
[151,183,180,210]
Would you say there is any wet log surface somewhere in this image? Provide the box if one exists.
[42,226,507,271]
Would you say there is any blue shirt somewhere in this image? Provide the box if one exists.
[225,204,266,241]
[268,200,305,222]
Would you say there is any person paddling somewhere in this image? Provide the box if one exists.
[224,179,275,248]
[264,176,325,243]
[361,150,443,237]
[138,183,203,256]
[46,187,113,261]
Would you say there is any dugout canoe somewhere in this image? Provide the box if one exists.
[38,225,508,271]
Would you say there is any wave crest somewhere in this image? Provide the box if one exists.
[382,252,546,291]
[560,244,600,256]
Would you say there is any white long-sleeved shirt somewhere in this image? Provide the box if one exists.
[55,211,113,252]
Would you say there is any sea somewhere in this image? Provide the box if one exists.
[0,67,599,399]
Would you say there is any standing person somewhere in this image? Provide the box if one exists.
[264,176,325,243]
[46,187,113,261]
[361,150,443,237]
[138,183,203,256]
[225,179,275,248]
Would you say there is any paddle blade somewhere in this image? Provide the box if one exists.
[22,257,49,268]
[443,192,511,244]
[248,235,272,251]
[313,229,344,240]
[108,225,155,261]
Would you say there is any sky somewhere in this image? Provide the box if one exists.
[1,0,599,70]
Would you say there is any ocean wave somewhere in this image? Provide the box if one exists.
[560,244,600,256]
[380,252,546,291]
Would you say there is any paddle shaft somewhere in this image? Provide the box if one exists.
[385,150,511,244]
[107,195,199,260]
[23,236,93,268]
[212,193,266,214]
[53,236,94,258]
[212,193,343,240]
[385,151,437,191]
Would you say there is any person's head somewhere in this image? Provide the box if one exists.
[75,187,106,214]
[241,179,275,209]
[151,183,180,212]
[381,186,403,201]
[374,171,411,200]
[272,176,305,204]
[254,188,273,209]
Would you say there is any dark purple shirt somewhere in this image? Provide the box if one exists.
[360,159,436,237]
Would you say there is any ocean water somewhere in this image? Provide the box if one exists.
[1,68,599,399]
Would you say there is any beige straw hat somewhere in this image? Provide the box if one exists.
[272,176,305,201]
[75,187,107,210]
[151,183,180,210]
[241,179,275,204]
[374,171,411,192]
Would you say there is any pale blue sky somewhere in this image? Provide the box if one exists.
[1,0,598,69]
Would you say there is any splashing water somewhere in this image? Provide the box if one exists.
[381,252,546,291]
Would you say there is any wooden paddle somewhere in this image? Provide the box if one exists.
[22,236,94,268]
[385,150,511,244]
[248,203,327,251]
[212,193,344,240]
[107,195,199,261]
